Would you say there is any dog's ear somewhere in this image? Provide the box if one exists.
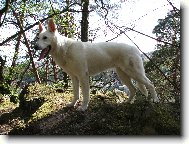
[48,18,56,33]
[39,22,43,33]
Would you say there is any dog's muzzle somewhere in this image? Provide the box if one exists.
[34,45,41,50]
[35,45,51,61]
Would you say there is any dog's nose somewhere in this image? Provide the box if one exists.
[34,45,40,50]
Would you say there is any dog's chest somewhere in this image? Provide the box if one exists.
[51,51,67,68]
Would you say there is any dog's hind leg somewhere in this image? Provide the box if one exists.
[136,76,159,102]
[67,76,80,107]
[122,56,159,102]
[130,73,159,102]
[116,67,136,103]
[136,82,148,96]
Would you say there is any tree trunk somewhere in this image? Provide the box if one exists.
[59,0,72,89]
[8,34,22,84]
[22,31,41,83]
[52,59,57,83]
[0,56,5,82]
[45,59,49,84]
[11,34,21,68]
[13,10,41,83]
[81,0,89,42]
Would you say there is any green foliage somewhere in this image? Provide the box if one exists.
[145,9,180,103]
[10,0,48,21]
[153,10,180,46]
[48,8,76,37]
[2,86,179,135]
[0,67,19,104]
[0,83,180,135]
[0,60,38,104]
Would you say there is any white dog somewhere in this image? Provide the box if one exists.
[34,18,159,111]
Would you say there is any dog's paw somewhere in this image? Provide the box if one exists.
[77,106,87,111]
[150,95,160,103]
[126,97,135,104]
[66,102,75,108]
[153,97,160,103]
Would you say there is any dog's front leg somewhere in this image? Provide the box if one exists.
[67,76,80,107]
[77,74,90,111]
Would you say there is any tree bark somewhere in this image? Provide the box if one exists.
[45,59,49,84]
[13,10,41,83]
[0,56,5,82]
[22,31,41,83]
[11,34,21,68]
[52,59,57,83]
[81,0,89,42]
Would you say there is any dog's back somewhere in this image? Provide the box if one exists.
[81,42,141,75]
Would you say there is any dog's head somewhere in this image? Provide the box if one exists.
[34,18,57,61]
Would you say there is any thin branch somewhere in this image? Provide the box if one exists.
[166,0,179,13]
[0,3,86,46]
[0,0,15,27]
[106,19,179,48]
[12,9,41,83]
[95,0,108,18]
[105,32,122,42]
[124,27,179,48]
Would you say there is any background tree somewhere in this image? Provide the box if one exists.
[145,9,180,104]
[81,0,89,42]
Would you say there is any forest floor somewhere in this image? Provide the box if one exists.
[0,83,180,135]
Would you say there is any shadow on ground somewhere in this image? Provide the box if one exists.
[7,96,180,135]
[0,97,45,126]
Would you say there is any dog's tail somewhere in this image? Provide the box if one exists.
[136,82,148,96]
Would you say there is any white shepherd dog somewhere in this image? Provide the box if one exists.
[34,19,159,111]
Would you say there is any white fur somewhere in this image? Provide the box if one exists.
[35,19,159,111]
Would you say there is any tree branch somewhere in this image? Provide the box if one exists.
[0,0,15,27]
[0,3,82,46]
[166,0,179,13]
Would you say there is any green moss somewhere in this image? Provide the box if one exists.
[1,84,181,135]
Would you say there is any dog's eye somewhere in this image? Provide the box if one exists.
[43,36,48,40]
